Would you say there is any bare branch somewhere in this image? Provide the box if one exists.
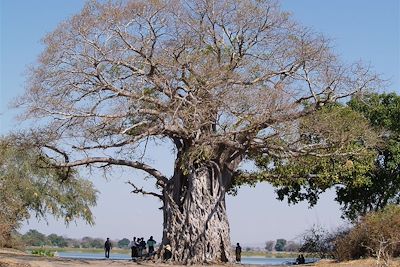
[58,157,168,187]
[127,181,163,200]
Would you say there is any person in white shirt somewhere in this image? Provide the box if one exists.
[128,237,137,259]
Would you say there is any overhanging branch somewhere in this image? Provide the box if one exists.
[57,157,168,187]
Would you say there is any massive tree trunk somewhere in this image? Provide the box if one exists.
[161,161,233,264]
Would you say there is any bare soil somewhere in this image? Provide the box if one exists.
[1,249,399,267]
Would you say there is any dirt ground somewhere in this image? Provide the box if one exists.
[0,248,270,267]
[1,249,399,267]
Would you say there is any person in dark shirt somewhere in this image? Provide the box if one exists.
[235,243,242,262]
[147,236,157,255]
[300,254,305,264]
[296,254,306,264]
[104,238,112,258]
[296,254,301,264]
[140,238,147,255]
[129,237,137,259]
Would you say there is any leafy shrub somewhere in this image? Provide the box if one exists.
[335,205,400,264]
[31,248,55,257]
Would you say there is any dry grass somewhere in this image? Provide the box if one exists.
[315,258,400,267]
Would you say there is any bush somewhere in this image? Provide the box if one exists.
[265,240,274,252]
[335,205,400,264]
[275,239,287,252]
[300,225,335,258]
[0,221,23,249]
[31,248,55,257]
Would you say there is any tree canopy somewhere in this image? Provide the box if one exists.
[275,238,287,252]
[0,137,97,247]
[118,238,130,248]
[252,93,399,221]
[338,93,400,220]
[16,0,380,263]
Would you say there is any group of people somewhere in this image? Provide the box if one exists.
[295,254,306,264]
[128,236,157,259]
[103,236,173,261]
[105,238,305,264]
[103,236,158,259]
[235,243,307,265]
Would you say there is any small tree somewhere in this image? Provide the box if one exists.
[80,237,104,248]
[47,234,68,247]
[299,225,337,258]
[81,237,94,248]
[90,238,105,249]
[275,239,287,252]
[22,230,48,247]
[0,138,97,248]
[118,238,130,248]
[66,238,81,248]
[265,240,274,252]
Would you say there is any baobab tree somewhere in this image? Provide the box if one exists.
[18,0,379,263]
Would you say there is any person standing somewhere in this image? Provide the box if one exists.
[104,238,112,259]
[140,237,147,256]
[235,243,242,262]
[147,236,157,255]
[129,237,137,259]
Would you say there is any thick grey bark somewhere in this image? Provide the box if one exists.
[161,162,233,264]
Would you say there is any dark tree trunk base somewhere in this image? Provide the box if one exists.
[162,164,233,264]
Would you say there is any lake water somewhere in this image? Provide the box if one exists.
[57,252,318,265]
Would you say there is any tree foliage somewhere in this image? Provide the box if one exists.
[252,93,399,221]
[0,137,97,247]
[243,104,377,204]
[16,0,380,263]
[275,238,287,252]
[118,238,130,248]
[22,230,48,247]
[337,93,400,220]
[265,240,274,251]
[47,233,68,247]
[81,237,104,248]
[19,230,114,249]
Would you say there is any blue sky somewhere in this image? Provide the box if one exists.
[1,0,399,245]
